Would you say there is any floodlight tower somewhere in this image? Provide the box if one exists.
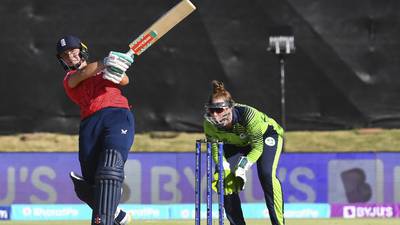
[267,26,295,129]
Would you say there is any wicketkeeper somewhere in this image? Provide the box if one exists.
[56,35,135,225]
[203,80,285,225]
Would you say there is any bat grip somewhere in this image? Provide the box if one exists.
[126,49,135,59]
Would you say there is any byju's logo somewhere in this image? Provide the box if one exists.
[0,207,10,220]
[343,206,356,218]
[343,205,394,218]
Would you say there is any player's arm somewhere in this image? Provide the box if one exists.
[244,109,266,163]
[67,61,105,88]
[204,121,240,194]
[232,108,265,190]
[203,120,224,163]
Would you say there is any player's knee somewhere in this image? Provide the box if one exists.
[70,172,94,206]
[96,149,125,182]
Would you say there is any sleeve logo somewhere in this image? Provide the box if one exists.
[264,137,276,146]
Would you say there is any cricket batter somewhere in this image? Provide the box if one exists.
[56,35,134,225]
[203,80,285,225]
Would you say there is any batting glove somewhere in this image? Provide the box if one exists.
[103,51,134,73]
[102,67,125,84]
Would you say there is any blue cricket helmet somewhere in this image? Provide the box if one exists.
[56,35,89,71]
[56,35,82,54]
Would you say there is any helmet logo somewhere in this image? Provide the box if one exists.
[60,39,67,47]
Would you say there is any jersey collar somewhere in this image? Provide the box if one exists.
[231,106,239,125]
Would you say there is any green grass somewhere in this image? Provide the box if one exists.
[284,129,400,152]
[0,219,398,225]
[1,129,400,152]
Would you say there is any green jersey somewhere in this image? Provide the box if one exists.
[203,103,284,164]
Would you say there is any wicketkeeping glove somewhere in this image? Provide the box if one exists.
[234,156,253,191]
[212,170,242,195]
[212,161,241,195]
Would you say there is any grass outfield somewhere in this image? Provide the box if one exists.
[1,129,400,152]
[0,219,398,225]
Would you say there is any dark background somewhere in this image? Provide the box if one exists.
[1,0,399,134]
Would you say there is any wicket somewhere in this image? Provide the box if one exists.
[195,139,224,225]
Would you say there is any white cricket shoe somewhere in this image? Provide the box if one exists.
[115,207,131,225]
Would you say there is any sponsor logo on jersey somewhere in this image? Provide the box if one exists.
[121,129,128,134]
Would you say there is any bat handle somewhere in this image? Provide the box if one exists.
[126,49,135,59]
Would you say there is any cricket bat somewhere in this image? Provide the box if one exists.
[126,0,196,57]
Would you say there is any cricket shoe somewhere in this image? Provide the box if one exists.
[115,207,131,225]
